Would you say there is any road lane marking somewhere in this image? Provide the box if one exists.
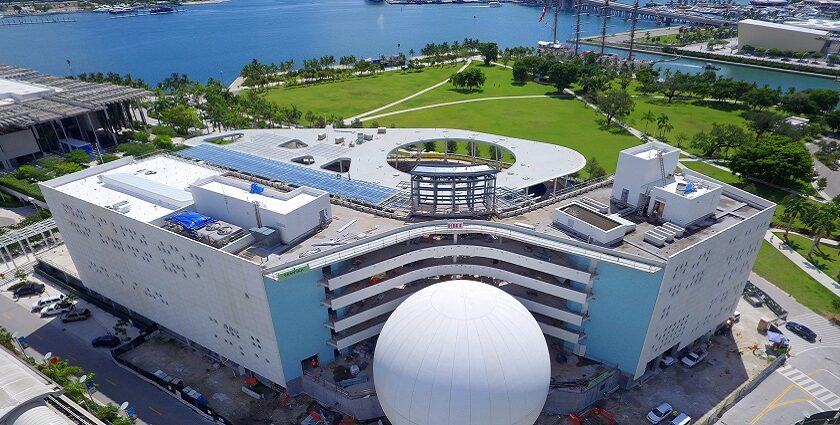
[778,365,840,410]
[148,406,163,416]
[750,383,799,425]
[105,378,118,387]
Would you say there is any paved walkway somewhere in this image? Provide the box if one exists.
[765,231,840,297]
[807,140,840,200]
[347,59,474,124]
[358,94,557,123]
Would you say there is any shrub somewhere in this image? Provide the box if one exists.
[131,130,150,142]
[64,149,91,165]
[37,156,65,170]
[150,125,177,137]
[51,162,83,176]
[116,143,157,157]
[14,165,50,182]
[98,154,120,164]
[0,175,44,200]
[153,139,174,150]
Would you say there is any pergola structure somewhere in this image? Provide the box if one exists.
[0,64,150,168]
[409,164,498,217]
[0,218,60,270]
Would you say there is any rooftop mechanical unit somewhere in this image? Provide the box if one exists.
[163,211,245,248]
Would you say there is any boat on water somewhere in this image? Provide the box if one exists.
[92,6,112,12]
[703,62,721,71]
[489,1,502,6]
[149,6,176,14]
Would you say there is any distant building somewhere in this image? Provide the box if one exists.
[0,65,148,170]
[785,116,811,129]
[738,19,829,52]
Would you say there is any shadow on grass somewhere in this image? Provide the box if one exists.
[447,87,485,95]
[693,100,747,112]
[783,237,836,274]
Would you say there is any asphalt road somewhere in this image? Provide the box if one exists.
[719,274,840,425]
[0,291,211,425]
[808,140,840,199]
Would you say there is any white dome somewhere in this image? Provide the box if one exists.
[373,280,550,425]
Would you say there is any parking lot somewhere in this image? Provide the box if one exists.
[539,297,782,425]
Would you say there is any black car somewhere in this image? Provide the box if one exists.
[12,283,45,298]
[91,335,121,348]
[786,321,817,342]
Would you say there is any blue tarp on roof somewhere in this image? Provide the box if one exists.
[168,211,216,231]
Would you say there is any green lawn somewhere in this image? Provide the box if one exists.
[376,63,554,114]
[382,97,640,174]
[261,64,460,121]
[626,98,747,152]
[778,232,840,283]
[681,160,828,235]
[753,241,840,318]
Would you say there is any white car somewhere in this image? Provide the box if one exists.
[40,301,74,317]
[660,355,676,367]
[680,350,707,368]
[30,294,65,312]
[647,402,674,424]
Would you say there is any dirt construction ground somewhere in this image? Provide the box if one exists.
[537,298,781,425]
[120,333,324,425]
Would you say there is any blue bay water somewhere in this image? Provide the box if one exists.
[0,0,837,91]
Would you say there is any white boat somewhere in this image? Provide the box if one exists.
[488,1,502,6]
[92,6,112,12]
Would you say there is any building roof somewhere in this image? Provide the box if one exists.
[0,64,150,133]
[182,128,587,193]
[373,280,550,425]
[738,19,830,36]
[0,348,68,425]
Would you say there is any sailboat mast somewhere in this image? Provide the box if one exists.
[553,0,559,43]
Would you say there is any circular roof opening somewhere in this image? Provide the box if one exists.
[374,280,550,425]
[387,138,515,173]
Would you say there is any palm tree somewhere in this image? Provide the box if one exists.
[656,113,670,138]
[781,195,811,239]
[803,203,839,258]
[641,110,656,135]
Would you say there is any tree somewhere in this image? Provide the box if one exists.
[64,149,91,166]
[656,114,671,139]
[450,68,486,92]
[657,70,692,103]
[596,89,635,127]
[817,177,828,191]
[742,86,780,111]
[158,105,203,135]
[781,92,819,116]
[512,62,528,84]
[635,66,659,94]
[546,61,579,92]
[803,89,840,113]
[641,110,656,135]
[742,110,783,141]
[477,42,499,66]
[423,141,435,152]
[446,140,457,154]
[803,202,839,257]
[781,195,811,239]
[729,136,813,186]
[584,157,606,178]
[824,110,840,133]
[690,123,748,158]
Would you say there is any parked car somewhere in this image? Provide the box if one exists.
[647,402,674,424]
[744,293,763,307]
[681,350,707,368]
[785,321,817,342]
[731,310,741,322]
[30,294,66,312]
[13,283,45,298]
[61,308,91,323]
[659,355,676,368]
[668,413,692,425]
[91,335,121,348]
[40,301,74,317]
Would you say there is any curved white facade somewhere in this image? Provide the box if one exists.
[374,280,550,425]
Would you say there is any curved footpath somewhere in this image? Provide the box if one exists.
[357,94,561,122]
[766,231,840,297]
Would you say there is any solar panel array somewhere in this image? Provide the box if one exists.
[180,144,400,205]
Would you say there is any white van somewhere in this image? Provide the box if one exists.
[30,294,65,312]
[668,413,691,425]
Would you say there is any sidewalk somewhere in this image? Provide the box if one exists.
[765,231,840,297]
